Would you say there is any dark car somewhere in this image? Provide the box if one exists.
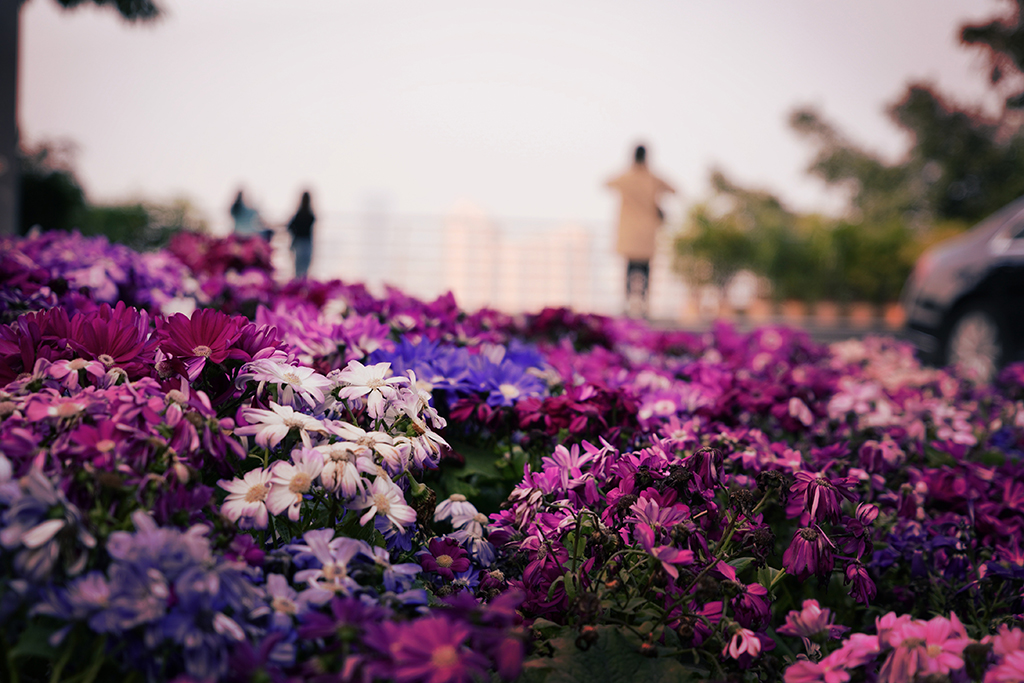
[901,197,1024,382]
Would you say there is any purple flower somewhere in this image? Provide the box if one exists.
[783,526,835,581]
[790,469,859,524]
[420,537,471,581]
[845,562,877,604]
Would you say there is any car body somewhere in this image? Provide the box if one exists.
[901,197,1024,382]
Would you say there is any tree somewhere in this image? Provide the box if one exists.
[960,0,1024,109]
[791,83,1024,227]
[0,0,160,237]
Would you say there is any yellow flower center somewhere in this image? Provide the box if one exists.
[97,354,115,367]
[372,492,392,515]
[283,372,301,385]
[69,358,89,370]
[192,345,213,358]
[499,383,521,400]
[323,562,346,582]
[289,472,312,494]
[431,645,459,668]
[926,643,942,658]
[245,483,269,503]
[52,402,84,419]
[272,597,297,615]
[95,439,116,453]
[436,554,454,568]
[166,390,188,405]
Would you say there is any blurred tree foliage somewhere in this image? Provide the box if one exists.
[960,0,1024,109]
[46,0,160,22]
[19,141,206,251]
[674,172,924,305]
[676,4,1024,305]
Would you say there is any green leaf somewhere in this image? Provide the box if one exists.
[446,438,504,480]
[8,621,60,661]
[757,565,787,592]
[727,556,754,574]
[977,449,1006,467]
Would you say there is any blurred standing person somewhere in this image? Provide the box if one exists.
[288,191,315,279]
[606,144,675,319]
[230,190,264,239]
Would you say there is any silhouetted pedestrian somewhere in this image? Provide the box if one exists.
[230,190,263,238]
[606,145,676,318]
[288,191,315,279]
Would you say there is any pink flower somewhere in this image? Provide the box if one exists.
[784,650,851,683]
[777,599,849,654]
[985,625,1024,659]
[985,650,1024,683]
[877,614,972,683]
[723,627,761,660]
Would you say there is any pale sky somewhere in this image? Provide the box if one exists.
[19,0,1005,232]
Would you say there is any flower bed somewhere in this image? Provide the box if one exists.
[1,230,1023,683]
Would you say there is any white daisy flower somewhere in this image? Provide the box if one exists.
[334,360,409,419]
[434,493,479,524]
[314,441,376,499]
[327,421,411,477]
[218,467,274,529]
[349,475,417,533]
[267,448,324,521]
[239,358,334,409]
[235,402,326,449]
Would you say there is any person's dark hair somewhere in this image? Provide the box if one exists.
[230,191,244,217]
[300,191,311,211]
[634,145,647,164]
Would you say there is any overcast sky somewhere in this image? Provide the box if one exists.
[19,0,1005,232]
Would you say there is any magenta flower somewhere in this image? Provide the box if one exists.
[387,615,490,683]
[783,526,835,581]
[635,523,694,580]
[159,308,244,380]
[67,302,157,378]
[791,470,859,524]
[420,537,471,581]
[731,581,771,629]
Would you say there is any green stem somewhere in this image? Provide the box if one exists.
[49,629,77,683]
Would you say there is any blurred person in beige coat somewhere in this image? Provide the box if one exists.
[606,144,676,318]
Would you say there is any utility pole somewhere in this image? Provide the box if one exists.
[0,0,18,238]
